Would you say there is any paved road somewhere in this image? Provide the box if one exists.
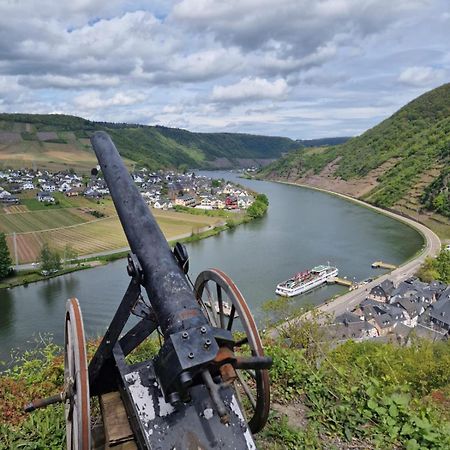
[273,184,442,331]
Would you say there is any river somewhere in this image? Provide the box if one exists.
[0,173,424,363]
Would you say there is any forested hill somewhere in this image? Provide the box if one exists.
[260,83,450,228]
[0,113,302,170]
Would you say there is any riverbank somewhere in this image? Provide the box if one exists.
[0,222,233,289]
[271,180,441,321]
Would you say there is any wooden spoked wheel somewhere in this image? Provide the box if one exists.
[194,269,270,434]
[64,298,90,450]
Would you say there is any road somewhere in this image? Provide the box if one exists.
[273,184,442,330]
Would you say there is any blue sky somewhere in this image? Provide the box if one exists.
[0,0,448,138]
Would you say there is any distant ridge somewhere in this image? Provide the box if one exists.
[0,114,274,170]
[0,113,350,171]
[259,83,450,230]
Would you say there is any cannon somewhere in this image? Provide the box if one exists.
[24,131,272,449]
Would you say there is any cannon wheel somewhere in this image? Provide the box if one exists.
[64,298,90,450]
[194,269,270,434]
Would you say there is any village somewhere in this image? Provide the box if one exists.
[324,276,450,344]
[0,167,256,211]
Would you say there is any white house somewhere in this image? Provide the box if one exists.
[42,184,56,192]
[59,182,72,192]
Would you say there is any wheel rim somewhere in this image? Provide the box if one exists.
[64,298,90,450]
[194,269,270,434]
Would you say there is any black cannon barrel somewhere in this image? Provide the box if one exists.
[90,131,207,337]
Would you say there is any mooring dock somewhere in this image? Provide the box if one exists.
[371,261,398,270]
[327,277,354,287]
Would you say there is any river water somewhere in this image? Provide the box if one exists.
[0,173,424,362]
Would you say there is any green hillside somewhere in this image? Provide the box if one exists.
[260,83,450,222]
[0,113,300,170]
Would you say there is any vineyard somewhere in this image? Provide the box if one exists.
[2,200,221,263]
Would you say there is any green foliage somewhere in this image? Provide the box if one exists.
[89,209,105,218]
[0,113,300,170]
[422,165,450,218]
[417,248,450,283]
[247,196,269,218]
[261,83,450,214]
[0,232,12,280]
[1,328,450,449]
[262,337,450,449]
[63,244,78,266]
[39,243,62,274]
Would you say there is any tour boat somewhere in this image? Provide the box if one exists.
[275,264,338,297]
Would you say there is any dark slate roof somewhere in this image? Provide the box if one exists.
[429,281,447,294]
[437,286,450,302]
[392,298,423,318]
[429,297,450,327]
[361,302,407,328]
[334,312,362,325]
[390,281,418,299]
[380,279,395,296]
[413,324,447,342]
[323,321,377,340]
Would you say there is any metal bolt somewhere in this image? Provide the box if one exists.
[182,331,189,339]
[200,326,207,334]
[188,352,195,359]
[204,339,211,348]
[179,372,192,387]
[169,392,181,406]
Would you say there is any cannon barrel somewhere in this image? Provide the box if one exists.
[90,131,207,338]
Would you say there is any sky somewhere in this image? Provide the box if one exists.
[0,0,448,139]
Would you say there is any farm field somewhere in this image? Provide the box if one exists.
[3,202,222,263]
[0,140,135,173]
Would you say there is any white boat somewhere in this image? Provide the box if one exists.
[275,264,338,297]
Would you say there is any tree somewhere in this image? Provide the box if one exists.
[0,232,12,280]
[63,244,78,267]
[39,242,62,274]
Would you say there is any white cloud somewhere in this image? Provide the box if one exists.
[0,0,448,138]
[398,66,446,86]
[74,91,147,109]
[211,77,289,102]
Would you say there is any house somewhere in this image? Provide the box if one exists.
[22,182,35,190]
[153,199,173,210]
[212,199,225,209]
[196,197,213,210]
[428,297,450,334]
[390,298,424,327]
[42,183,56,192]
[65,187,84,197]
[0,195,20,205]
[359,299,409,335]
[323,312,378,341]
[59,182,72,192]
[37,191,55,203]
[367,279,395,302]
[238,196,253,209]
[413,324,448,342]
[225,196,238,209]
[175,195,196,207]
[84,189,102,199]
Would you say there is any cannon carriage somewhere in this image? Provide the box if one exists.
[25,132,271,449]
